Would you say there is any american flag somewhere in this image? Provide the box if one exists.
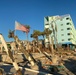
[15,21,29,33]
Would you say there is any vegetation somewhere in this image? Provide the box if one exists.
[30,28,53,53]
[23,25,30,40]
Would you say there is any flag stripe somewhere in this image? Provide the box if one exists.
[15,21,29,33]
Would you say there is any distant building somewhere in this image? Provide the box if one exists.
[44,14,76,49]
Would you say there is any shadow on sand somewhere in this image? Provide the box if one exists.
[64,58,76,75]
[1,56,76,75]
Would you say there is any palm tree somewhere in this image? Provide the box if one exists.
[44,28,52,43]
[51,21,58,50]
[30,30,41,53]
[23,25,30,50]
[31,30,41,47]
[44,28,54,54]
[40,31,45,38]
[23,25,30,41]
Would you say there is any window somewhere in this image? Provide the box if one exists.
[67,33,70,35]
[60,18,62,21]
[66,17,71,21]
[66,23,70,25]
[67,28,71,30]
[66,17,69,20]
[62,39,64,41]
[61,34,64,36]
[68,38,71,41]
[61,29,64,31]
[61,24,63,26]
[45,23,49,25]
[66,23,71,25]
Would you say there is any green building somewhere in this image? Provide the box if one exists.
[44,14,76,50]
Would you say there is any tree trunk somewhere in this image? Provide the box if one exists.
[26,33,29,50]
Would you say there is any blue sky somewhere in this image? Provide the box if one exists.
[0,0,76,42]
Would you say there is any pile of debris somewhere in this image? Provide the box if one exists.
[0,31,76,75]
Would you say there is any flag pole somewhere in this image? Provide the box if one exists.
[14,29,16,36]
[15,21,16,35]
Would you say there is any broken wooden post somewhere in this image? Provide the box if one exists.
[8,30,37,68]
[0,34,22,75]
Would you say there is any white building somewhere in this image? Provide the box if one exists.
[44,14,76,49]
